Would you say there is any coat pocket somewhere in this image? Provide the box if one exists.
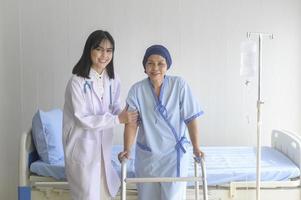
[71,138,97,165]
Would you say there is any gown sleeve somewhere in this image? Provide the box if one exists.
[126,85,140,112]
[179,79,204,124]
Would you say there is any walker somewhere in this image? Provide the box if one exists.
[120,156,208,200]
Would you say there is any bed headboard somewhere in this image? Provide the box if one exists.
[19,129,39,186]
[271,129,301,169]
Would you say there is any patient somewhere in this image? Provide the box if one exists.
[119,44,204,200]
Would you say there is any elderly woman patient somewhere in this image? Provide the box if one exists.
[119,44,204,200]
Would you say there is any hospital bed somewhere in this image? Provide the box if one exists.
[19,129,301,200]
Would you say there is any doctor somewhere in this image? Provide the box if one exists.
[119,44,204,200]
[63,30,138,200]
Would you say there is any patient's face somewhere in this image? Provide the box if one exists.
[145,55,167,84]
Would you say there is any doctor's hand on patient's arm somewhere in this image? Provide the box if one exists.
[118,106,138,124]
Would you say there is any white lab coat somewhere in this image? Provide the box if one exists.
[63,70,121,200]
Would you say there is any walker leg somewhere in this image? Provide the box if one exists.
[121,160,127,200]
[200,158,208,200]
[194,161,199,200]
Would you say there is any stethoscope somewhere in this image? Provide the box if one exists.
[84,80,113,111]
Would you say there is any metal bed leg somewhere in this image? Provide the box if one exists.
[18,186,31,200]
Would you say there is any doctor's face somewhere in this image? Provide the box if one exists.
[90,39,113,71]
[145,55,168,83]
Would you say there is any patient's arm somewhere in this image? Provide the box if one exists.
[118,122,138,162]
[187,119,204,158]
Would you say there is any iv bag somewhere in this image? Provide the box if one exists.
[240,40,258,79]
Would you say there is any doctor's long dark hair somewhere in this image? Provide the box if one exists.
[72,30,115,79]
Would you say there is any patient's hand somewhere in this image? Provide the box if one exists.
[193,147,204,158]
[118,150,130,163]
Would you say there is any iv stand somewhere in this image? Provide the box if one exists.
[246,32,273,200]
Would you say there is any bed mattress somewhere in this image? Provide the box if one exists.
[189,146,300,185]
[30,145,300,185]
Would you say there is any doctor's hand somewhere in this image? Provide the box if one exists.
[118,107,138,124]
[118,150,130,163]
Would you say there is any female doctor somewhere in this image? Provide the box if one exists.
[119,44,204,200]
[63,30,138,200]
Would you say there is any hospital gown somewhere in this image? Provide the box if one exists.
[126,75,203,200]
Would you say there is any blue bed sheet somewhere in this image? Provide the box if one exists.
[30,145,300,185]
[30,145,135,180]
[189,146,300,185]
[30,159,65,180]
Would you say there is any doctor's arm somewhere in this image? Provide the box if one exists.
[187,119,204,158]
[71,80,137,130]
[118,122,138,162]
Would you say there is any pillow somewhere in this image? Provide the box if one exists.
[32,109,64,164]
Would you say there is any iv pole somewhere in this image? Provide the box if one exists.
[246,32,273,200]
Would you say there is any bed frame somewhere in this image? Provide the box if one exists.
[18,129,137,200]
[195,129,301,200]
[18,129,301,200]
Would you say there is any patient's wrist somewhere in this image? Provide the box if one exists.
[124,149,131,154]
[193,146,200,151]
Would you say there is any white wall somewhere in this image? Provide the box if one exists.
[0,0,300,199]
[19,0,301,145]
[0,0,21,199]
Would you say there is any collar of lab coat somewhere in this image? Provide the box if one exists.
[88,68,111,104]
[89,67,105,80]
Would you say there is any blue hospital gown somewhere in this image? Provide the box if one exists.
[126,75,203,199]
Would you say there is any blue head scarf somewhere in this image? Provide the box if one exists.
[142,45,172,70]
